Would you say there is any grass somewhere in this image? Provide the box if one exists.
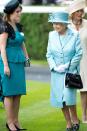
[0,80,87,131]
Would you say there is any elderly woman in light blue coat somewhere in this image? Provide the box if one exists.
[46,12,82,131]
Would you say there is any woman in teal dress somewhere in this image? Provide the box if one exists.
[0,14,4,102]
[0,0,29,130]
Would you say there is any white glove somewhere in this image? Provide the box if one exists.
[54,63,69,73]
[62,63,69,69]
[54,65,65,73]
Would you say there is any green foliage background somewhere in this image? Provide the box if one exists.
[21,13,52,60]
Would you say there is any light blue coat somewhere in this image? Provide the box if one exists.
[46,28,83,108]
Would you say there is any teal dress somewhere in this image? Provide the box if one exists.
[0,24,26,97]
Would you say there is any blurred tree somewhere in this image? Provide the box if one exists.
[21,13,52,60]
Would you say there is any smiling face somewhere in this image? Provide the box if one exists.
[72,9,84,20]
[9,6,22,23]
[53,22,67,34]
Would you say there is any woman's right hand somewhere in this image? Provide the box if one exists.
[4,65,10,77]
[54,66,65,73]
[54,63,69,73]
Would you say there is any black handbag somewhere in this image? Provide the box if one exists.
[65,62,83,89]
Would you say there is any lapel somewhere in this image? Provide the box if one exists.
[54,31,62,50]
[55,29,73,49]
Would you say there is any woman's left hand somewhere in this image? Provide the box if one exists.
[54,65,65,73]
[55,63,69,73]
[4,65,10,77]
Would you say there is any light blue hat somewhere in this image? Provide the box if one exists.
[48,12,70,24]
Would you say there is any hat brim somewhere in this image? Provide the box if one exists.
[69,6,85,15]
[48,20,70,24]
[68,0,86,15]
